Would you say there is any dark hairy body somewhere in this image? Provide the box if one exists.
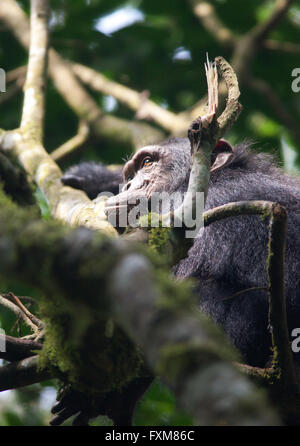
[62,138,300,368]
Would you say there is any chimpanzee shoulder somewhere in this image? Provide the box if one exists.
[174,142,300,367]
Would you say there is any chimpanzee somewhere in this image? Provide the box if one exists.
[62,138,300,368]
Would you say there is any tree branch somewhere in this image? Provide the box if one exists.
[7,292,44,330]
[264,39,300,54]
[0,0,118,236]
[0,335,42,362]
[250,0,296,44]
[188,0,236,48]
[171,57,241,240]
[0,0,164,149]
[50,120,90,161]
[203,200,299,395]
[71,63,189,135]
[0,294,38,333]
[0,356,54,391]
[245,76,300,148]
[20,0,49,142]
[109,253,279,425]
[0,189,279,424]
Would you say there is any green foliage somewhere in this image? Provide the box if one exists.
[134,379,193,426]
[34,187,51,220]
[0,0,299,426]
[1,0,299,167]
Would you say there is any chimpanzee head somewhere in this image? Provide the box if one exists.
[104,138,233,226]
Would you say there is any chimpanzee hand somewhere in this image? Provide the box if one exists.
[50,385,101,426]
[50,375,153,426]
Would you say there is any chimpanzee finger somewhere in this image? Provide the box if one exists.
[50,407,79,426]
[51,400,66,414]
[72,412,91,426]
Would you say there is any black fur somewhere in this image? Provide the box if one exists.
[175,143,300,366]
[62,162,123,199]
[62,142,300,367]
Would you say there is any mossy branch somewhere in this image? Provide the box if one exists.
[109,253,278,425]
[0,190,279,425]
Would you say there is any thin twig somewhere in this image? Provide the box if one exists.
[0,0,164,149]
[0,294,38,333]
[250,0,296,44]
[6,65,27,83]
[51,120,90,161]
[246,76,300,148]
[0,82,23,105]
[189,0,236,48]
[264,39,300,54]
[8,292,44,330]
[72,62,189,135]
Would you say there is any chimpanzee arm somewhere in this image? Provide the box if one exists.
[174,165,300,368]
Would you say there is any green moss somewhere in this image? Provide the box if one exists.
[157,342,225,383]
[39,297,143,395]
[35,233,144,395]
[149,227,170,255]
[260,210,270,221]
[0,187,143,395]
[0,187,237,399]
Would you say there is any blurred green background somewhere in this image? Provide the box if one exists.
[0,0,299,425]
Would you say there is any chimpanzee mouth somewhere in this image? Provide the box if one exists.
[104,199,151,229]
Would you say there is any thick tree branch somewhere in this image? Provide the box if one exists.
[0,356,54,391]
[20,0,49,141]
[231,0,295,82]
[0,191,279,425]
[0,335,42,362]
[109,254,278,426]
[0,0,118,236]
[190,0,298,54]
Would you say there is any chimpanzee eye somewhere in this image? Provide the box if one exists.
[141,157,153,168]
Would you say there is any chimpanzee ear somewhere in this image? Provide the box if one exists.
[211,139,234,173]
